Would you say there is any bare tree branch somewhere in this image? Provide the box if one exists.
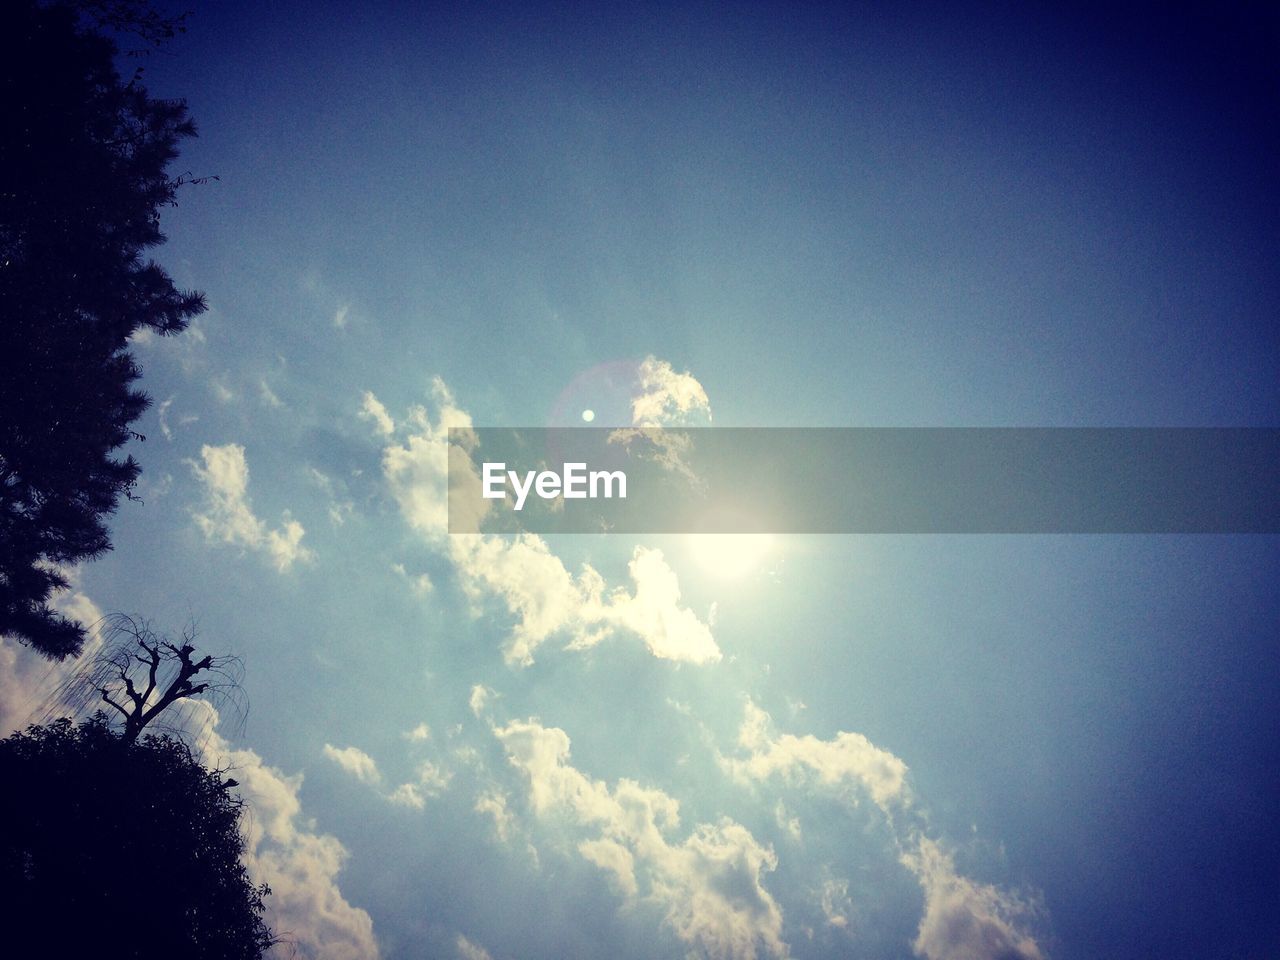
[86,615,245,743]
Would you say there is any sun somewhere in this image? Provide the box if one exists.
[686,534,775,581]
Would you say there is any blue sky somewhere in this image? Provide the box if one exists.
[3,3,1278,959]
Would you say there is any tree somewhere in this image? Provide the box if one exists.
[92,614,245,744]
[0,0,207,659]
[0,715,277,960]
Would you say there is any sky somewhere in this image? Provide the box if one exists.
[4,2,1279,959]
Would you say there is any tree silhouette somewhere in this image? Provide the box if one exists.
[0,0,208,659]
[0,716,277,960]
[91,614,246,743]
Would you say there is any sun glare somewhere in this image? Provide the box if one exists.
[686,534,775,581]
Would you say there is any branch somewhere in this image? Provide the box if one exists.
[122,672,143,708]
[139,638,161,707]
[100,688,131,721]
[137,646,213,729]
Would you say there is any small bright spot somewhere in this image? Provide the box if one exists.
[581,409,595,422]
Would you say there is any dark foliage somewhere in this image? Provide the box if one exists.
[0,715,275,959]
[0,0,206,659]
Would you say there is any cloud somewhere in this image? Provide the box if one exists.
[452,538,719,667]
[456,935,494,960]
[469,684,495,717]
[607,426,705,490]
[128,325,157,347]
[725,703,1047,960]
[333,304,351,329]
[474,787,517,843]
[631,356,711,427]
[359,391,395,437]
[377,379,482,537]
[417,760,452,794]
[903,838,1045,960]
[774,801,801,842]
[386,761,453,814]
[404,722,431,742]
[607,357,713,487]
[192,707,379,960]
[495,718,786,960]
[308,467,355,526]
[259,379,284,409]
[158,396,175,440]
[323,743,382,785]
[156,396,198,442]
[818,876,852,929]
[448,534,597,665]
[725,700,908,811]
[211,376,235,404]
[387,782,426,810]
[0,573,104,736]
[373,381,718,667]
[594,545,721,663]
[391,562,433,595]
[578,837,639,897]
[325,742,450,811]
[189,443,313,571]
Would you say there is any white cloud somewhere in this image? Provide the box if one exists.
[185,315,208,344]
[190,443,313,571]
[391,562,433,595]
[417,760,452,793]
[774,800,801,842]
[0,573,104,736]
[259,379,284,409]
[725,703,1046,960]
[128,325,157,347]
[606,356,713,488]
[495,718,786,960]
[377,379,483,537]
[359,390,395,437]
[448,534,596,666]
[606,426,705,490]
[903,838,1045,960]
[595,546,721,664]
[387,782,426,810]
[372,379,718,667]
[309,467,355,526]
[192,707,379,960]
[452,538,719,667]
[323,743,382,785]
[578,838,638,897]
[631,355,711,427]
[819,876,852,929]
[333,304,351,329]
[475,787,517,842]
[469,684,495,717]
[725,700,908,811]
[404,722,431,742]
[265,518,310,571]
[455,935,494,960]
[211,376,235,404]
[325,742,449,811]
[158,396,175,440]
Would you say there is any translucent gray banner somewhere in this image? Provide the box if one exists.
[447,428,1280,534]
